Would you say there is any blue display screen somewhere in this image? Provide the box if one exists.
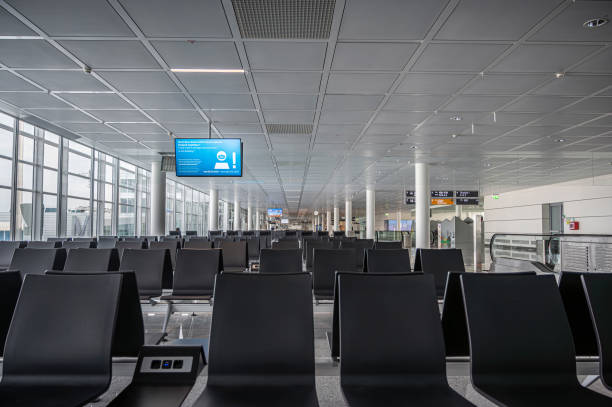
[268,208,282,217]
[175,138,242,177]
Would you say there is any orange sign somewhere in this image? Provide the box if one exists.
[431,198,454,205]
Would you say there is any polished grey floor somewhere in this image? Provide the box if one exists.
[85,306,612,407]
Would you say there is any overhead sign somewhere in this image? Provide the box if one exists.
[455,190,479,198]
[431,190,454,198]
[431,198,454,205]
[175,138,242,177]
[267,208,282,217]
[405,190,415,205]
[456,198,480,205]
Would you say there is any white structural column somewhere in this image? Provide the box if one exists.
[247,204,253,230]
[366,188,375,239]
[208,188,218,231]
[326,210,332,233]
[345,199,352,236]
[333,206,339,232]
[150,161,166,236]
[222,201,229,232]
[455,205,463,219]
[254,209,261,230]
[415,162,430,249]
[233,192,240,231]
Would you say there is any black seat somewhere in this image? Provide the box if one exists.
[558,271,599,356]
[184,239,213,249]
[581,273,612,391]
[0,271,21,356]
[0,273,122,407]
[62,240,96,249]
[272,239,299,250]
[0,241,26,268]
[304,239,333,271]
[220,240,248,272]
[194,273,318,407]
[246,237,260,261]
[338,273,474,407]
[8,248,67,278]
[115,240,147,258]
[97,236,118,249]
[374,241,402,250]
[364,248,411,273]
[260,249,302,274]
[47,237,71,242]
[328,271,364,360]
[461,273,612,406]
[26,241,62,249]
[441,271,535,357]
[119,249,172,299]
[160,249,222,300]
[415,248,464,298]
[313,249,355,300]
[150,240,180,272]
[339,239,374,271]
[64,248,120,271]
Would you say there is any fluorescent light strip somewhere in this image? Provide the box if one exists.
[170,68,245,73]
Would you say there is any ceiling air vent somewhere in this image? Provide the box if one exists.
[232,0,335,39]
[266,123,313,134]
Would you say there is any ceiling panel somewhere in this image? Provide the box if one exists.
[0,71,40,91]
[502,96,579,113]
[59,93,132,109]
[144,109,203,123]
[26,108,95,123]
[571,47,612,74]
[529,1,612,42]
[253,72,321,93]
[153,41,242,69]
[111,122,165,133]
[463,74,549,95]
[320,110,372,124]
[207,110,260,123]
[58,122,116,133]
[0,7,35,35]
[331,42,417,70]
[384,94,448,110]
[327,73,397,94]
[263,110,315,124]
[0,40,77,69]
[98,71,179,92]
[563,97,612,114]
[490,44,602,73]
[412,43,509,72]
[0,92,69,108]
[19,70,110,91]
[374,111,431,124]
[396,73,474,94]
[245,42,326,70]
[322,94,384,110]
[215,123,262,134]
[60,40,161,69]
[258,94,318,110]
[126,93,193,109]
[534,75,612,96]
[87,109,151,122]
[444,95,515,111]
[192,93,254,110]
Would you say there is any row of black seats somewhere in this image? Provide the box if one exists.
[2,271,611,406]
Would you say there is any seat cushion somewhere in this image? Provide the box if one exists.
[195,385,319,407]
[0,384,105,407]
[342,385,475,407]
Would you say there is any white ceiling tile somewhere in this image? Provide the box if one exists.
[444,95,515,111]
[60,40,161,69]
[19,70,110,91]
[563,97,612,114]
[192,93,254,109]
[589,116,612,127]
[463,74,549,95]
[215,123,262,134]
[162,123,208,133]
[258,94,318,110]
[253,72,321,93]
[126,93,192,109]
[60,93,132,109]
[0,7,35,35]
[245,42,326,70]
[320,110,372,124]
[111,122,165,133]
[332,42,417,71]
[0,40,77,69]
[153,41,242,69]
[507,126,565,137]
[412,43,509,72]
[424,111,485,125]
[118,0,231,38]
[534,75,612,96]
[413,124,469,137]
[476,112,541,126]
[144,110,203,123]
[98,71,179,92]
[374,111,431,124]
[572,47,612,74]
[365,124,414,135]
[384,94,447,110]
[207,110,260,123]
[532,113,600,126]
[339,0,448,40]
[0,71,40,91]
[318,124,363,136]
[491,44,602,73]
[396,73,474,94]
[322,94,384,110]
[264,110,315,123]
[6,0,133,36]
[436,0,561,40]
[58,122,115,133]
[0,92,69,108]
[327,73,397,94]
[79,133,132,142]
[529,1,612,42]
[502,96,579,113]
[87,109,151,122]
[557,126,610,138]
[26,108,96,123]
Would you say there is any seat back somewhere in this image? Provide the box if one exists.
[64,248,120,271]
[559,271,599,356]
[207,273,315,386]
[115,240,146,258]
[0,271,21,356]
[63,240,96,249]
[260,249,302,274]
[97,237,118,249]
[26,240,61,249]
[47,237,71,242]
[119,249,171,297]
[246,237,260,261]
[374,241,402,250]
[582,273,612,390]
[339,273,446,387]
[0,241,26,268]
[46,271,144,357]
[330,271,366,359]
[442,271,535,357]
[416,248,464,297]
[2,274,121,387]
[150,240,180,271]
[9,248,67,278]
[183,239,213,249]
[172,249,221,296]
[304,239,333,269]
[339,239,374,270]
[364,248,410,273]
[221,240,248,269]
[461,273,579,388]
[272,239,299,250]
[313,249,355,298]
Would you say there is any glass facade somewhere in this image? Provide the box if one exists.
[165,179,213,236]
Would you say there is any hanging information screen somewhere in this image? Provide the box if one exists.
[455,190,479,198]
[456,198,480,205]
[175,138,242,177]
[405,190,415,204]
[431,198,454,205]
[431,190,454,198]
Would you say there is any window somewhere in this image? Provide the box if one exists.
[118,161,136,236]
[41,130,60,240]
[65,140,92,237]
[166,179,175,234]
[93,152,115,237]
[137,168,150,236]
[15,122,36,240]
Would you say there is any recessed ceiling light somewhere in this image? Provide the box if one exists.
[451,134,458,139]
[583,17,609,29]
[170,68,245,73]
[555,72,565,79]
[555,138,565,143]
[449,115,462,121]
